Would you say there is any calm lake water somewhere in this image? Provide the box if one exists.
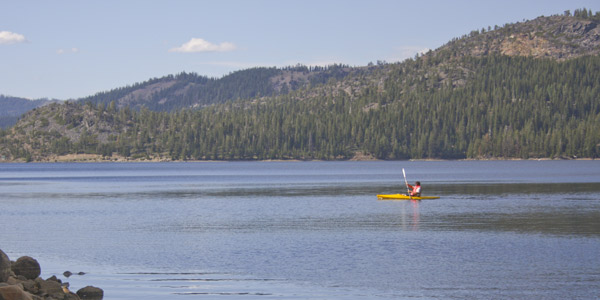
[1,161,599,299]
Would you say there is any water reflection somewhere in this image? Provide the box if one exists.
[427,182,600,196]
[399,200,421,231]
[436,211,600,236]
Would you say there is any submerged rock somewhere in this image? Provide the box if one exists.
[64,271,86,278]
[11,257,41,280]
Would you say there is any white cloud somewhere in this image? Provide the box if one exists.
[57,48,80,55]
[196,61,256,68]
[169,38,236,53]
[0,31,26,45]
[418,48,432,55]
[391,46,431,61]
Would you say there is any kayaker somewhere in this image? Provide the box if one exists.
[406,181,421,197]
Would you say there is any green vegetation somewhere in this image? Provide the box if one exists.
[2,11,599,161]
[0,95,52,129]
[2,54,598,161]
[79,64,354,112]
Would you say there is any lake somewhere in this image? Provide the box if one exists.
[1,160,599,299]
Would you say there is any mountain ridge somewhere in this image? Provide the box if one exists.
[0,95,56,129]
[438,14,600,60]
[77,10,600,113]
[1,10,599,162]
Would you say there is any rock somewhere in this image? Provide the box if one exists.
[64,291,81,300]
[0,284,33,300]
[64,271,85,278]
[6,276,20,285]
[34,277,63,299]
[0,251,102,300]
[64,292,81,300]
[11,257,41,280]
[21,279,38,295]
[76,286,103,300]
[0,249,10,282]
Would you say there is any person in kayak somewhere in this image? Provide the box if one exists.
[406,181,421,197]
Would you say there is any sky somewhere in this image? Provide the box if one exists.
[1,0,598,100]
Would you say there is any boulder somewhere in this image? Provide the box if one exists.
[11,257,40,280]
[20,279,39,295]
[46,275,61,284]
[34,277,63,299]
[64,291,81,300]
[0,249,10,282]
[0,284,33,300]
[76,286,103,300]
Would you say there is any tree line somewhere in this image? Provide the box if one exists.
[1,54,599,161]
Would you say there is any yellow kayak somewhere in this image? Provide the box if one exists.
[377,194,440,200]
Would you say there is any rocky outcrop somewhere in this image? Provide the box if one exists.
[0,249,103,300]
[440,15,600,61]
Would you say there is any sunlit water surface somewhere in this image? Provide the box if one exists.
[1,161,599,299]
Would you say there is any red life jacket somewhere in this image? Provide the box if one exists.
[408,184,421,196]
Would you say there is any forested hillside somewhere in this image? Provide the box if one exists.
[0,96,53,129]
[78,64,356,111]
[1,10,599,162]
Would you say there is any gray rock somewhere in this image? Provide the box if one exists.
[0,249,10,282]
[76,286,103,300]
[11,257,40,280]
[0,284,33,300]
[21,279,38,295]
[34,277,63,299]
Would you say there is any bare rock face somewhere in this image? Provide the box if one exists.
[11,257,41,280]
[0,249,10,282]
[440,15,600,61]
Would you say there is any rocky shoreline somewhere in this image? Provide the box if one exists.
[0,249,103,300]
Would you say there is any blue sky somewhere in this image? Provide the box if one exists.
[1,0,598,100]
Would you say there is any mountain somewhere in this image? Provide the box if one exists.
[439,13,600,60]
[78,64,356,112]
[76,10,600,113]
[1,10,599,162]
[0,95,54,129]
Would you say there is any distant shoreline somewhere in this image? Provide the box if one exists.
[0,153,596,163]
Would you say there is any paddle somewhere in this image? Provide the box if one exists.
[402,168,411,200]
